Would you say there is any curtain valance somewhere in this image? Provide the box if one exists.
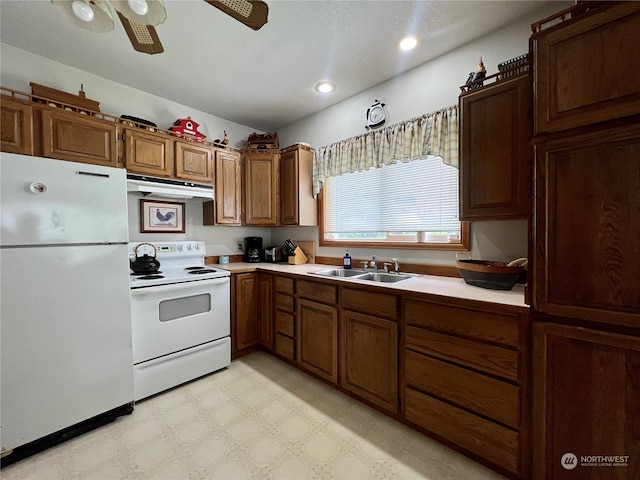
[312,105,458,197]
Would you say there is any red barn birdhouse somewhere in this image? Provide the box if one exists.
[170,117,206,141]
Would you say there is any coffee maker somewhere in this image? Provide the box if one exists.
[244,236,263,263]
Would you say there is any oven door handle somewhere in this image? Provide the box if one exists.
[131,277,230,296]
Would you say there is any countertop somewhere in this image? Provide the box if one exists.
[213,262,528,309]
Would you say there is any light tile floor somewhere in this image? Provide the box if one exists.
[2,351,507,479]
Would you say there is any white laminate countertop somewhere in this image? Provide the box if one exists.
[213,262,528,309]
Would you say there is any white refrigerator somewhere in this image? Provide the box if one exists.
[0,153,134,460]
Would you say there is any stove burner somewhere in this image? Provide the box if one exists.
[137,274,165,280]
[188,269,216,275]
[132,271,162,276]
[184,266,205,270]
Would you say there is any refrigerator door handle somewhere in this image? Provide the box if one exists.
[77,171,110,179]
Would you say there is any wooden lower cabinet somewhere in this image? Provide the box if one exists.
[231,273,259,357]
[274,275,296,361]
[533,321,640,480]
[258,273,273,350]
[340,310,398,413]
[402,297,529,478]
[297,298,338,383]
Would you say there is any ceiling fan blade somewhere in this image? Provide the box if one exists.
[118,12,164,55]
[204,0,268,31]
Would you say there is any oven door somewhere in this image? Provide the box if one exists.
[130,277,230,364]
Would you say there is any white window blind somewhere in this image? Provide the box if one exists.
[325,156,460,236]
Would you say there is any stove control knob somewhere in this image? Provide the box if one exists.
[187,244,192,250]
[177,244,183,251]
[194,244,200,250]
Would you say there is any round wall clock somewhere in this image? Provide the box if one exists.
[366,100,386,128]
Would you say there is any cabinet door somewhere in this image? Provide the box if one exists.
[41,109,119,167]
[280,148,299,225]
[533,322,640,480]
[175,141,213,182]
[215,149,241,225]
[232,273,258,355]
[340,310,397,413]
[281,145,317,226]
[124,128,173,177]
[1,97,34,155]
[258,273,273,350]
[297,298,338,383]
[459,74,530,220]
[532,3,640,134]
[243,151,279,225]
[533,122,640,327]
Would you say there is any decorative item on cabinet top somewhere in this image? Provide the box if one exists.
[170,117,206,142]
[247,131,279,149]
[460,54,529,93]
[30,82,100,114]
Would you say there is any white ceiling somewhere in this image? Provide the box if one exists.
[1,0,556,132]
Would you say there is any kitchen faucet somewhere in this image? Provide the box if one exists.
[370,255,377,270]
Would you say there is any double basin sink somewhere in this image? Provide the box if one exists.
[311,268,417,284]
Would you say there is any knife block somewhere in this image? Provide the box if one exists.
[288,246,308,265]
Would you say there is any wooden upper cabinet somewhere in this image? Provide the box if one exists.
[459,73,531,220]
[214,149,241,225]
[243,149,279,225]
[280,144,317,226]
[175,141,213,182]
[533,121,640,328]
[532,2,640,134]
[1,96,34,155]
[533,322,640,480]
[123,128,173,177]
[39,108,119,167]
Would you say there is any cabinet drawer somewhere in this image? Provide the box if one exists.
[404,299,519,347]
[275,276,294,294]
[275,293,295,313]
[405,387,519,475]
[275,311,294,337]
[297,280,337,304]
[275,333,294,361]
[405,350,519,429]
[342,288,398,319]
[405,326,518,381]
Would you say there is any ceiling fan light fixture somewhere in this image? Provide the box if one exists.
[71,0,94,22]
[51,0,115,32]
[111,0,166,26]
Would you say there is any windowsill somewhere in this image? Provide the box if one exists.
[319,239,470,251]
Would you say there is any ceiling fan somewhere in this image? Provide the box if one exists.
[51,0,269,55]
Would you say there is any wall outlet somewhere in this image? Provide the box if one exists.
[237,241,244,252]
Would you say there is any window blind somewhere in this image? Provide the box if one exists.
[325,156,460,234]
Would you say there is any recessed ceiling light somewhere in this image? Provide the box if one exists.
[315,82,336,94]
[399,35,420,51]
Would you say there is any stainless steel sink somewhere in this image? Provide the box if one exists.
[312,268,368,278]
[360,272,416,283]
[311,268,417,283]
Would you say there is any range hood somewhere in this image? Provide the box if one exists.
[126,174,214,200]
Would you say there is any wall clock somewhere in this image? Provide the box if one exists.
[366,100,386,129]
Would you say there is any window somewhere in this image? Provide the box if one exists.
[321,156,468,249]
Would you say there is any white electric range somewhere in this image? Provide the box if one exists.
[128,241,231,401]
